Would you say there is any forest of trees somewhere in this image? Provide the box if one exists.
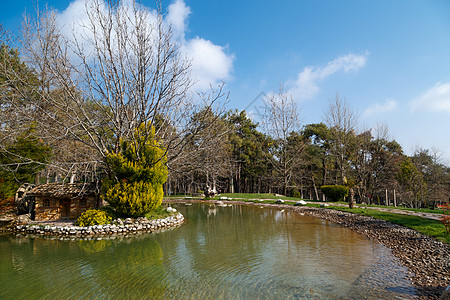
[166,95,450,209]
[1,1,449,210]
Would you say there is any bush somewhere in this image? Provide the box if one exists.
[102,124,168,218]
[105,180,163,217]
[320,185,349,202]
[145,205,171,220]
[437,203,450,233]
[291,189,301,198]
[75,209,112,226]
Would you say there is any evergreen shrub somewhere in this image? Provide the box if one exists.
[102,124,168,218]
[75,209,112,226]
[320,185,349,202]
[291,189,301,198]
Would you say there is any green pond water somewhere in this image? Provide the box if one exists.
[0,203,417,299]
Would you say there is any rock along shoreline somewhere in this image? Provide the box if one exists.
[13,212,184,239]
[164,199,450,300]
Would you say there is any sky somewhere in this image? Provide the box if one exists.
[2,0,450,164]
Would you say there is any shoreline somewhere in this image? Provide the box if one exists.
[164,199,450,299]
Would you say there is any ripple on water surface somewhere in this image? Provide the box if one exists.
[0,203,417,299]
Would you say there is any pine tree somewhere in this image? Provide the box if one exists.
[0,129,51,200]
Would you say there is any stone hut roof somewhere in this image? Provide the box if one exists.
[28,183,99,198]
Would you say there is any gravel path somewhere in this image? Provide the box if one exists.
[164,199,450,299]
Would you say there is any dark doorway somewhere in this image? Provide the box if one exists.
[60,199,71,219]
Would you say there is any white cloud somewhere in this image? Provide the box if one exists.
[289,52,368,100]
[57,0,89,27]
[56,0,100,46]
[166,0,233,90]
[184,38,234,90]
[167,0,191,39]
[411,82,450,113]
[56,0,233,91]
[362,99,398,117]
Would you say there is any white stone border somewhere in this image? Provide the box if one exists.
[15,212,184,237]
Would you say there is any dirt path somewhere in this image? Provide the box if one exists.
[358,205,443,221]
[307,201,444,221]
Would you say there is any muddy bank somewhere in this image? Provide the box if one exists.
[165,199,450,299]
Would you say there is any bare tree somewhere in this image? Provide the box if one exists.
[324,94,359,184]
[350,128,372,203]
[263,87,302,195]
[412,147,450,207]
[324,94,359,207]
[165,98,231,195]
[2,0,228,182]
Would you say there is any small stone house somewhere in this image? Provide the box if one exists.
[27,183,101,221]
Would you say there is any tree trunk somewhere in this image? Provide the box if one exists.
[313,180,319,201]
[230,175,234,193]
[349,188,354,209]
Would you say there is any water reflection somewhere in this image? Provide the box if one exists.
[0,204,416,299]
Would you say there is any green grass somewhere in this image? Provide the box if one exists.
[214,195,325,208]
[213,193,307,201]
[145,205,172,220]
[362,204,445,215]
[164,194,196,198]
[163,192,309,201]
[164,194,205,199]
[327,206,449,244]
[327,202,446,214]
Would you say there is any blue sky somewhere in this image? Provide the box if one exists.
[2,0,450,163]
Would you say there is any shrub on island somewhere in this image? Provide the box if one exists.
[101,124,168,218]
[75,209,113,226]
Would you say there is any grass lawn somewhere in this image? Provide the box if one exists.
[164,194,194,198]
[326,206,449,244]
[163,192,309,201]
[363,204,446,215]
[328,202,446,214]
[145,205,172,220]
[213,193,307,201]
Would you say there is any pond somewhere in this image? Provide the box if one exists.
[0,203,417,299]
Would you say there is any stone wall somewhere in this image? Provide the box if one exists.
[15,213,184,237]
[35,196,99,221]
[0,218,15,233]
[68,196,99,219]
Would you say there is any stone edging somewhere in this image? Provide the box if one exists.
[14,212,184,237]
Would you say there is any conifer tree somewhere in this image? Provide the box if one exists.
[102,124,168,217]
[0,129,51,200]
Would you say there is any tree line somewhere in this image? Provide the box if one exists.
[0,1,449,210]
[166,92,450,209]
